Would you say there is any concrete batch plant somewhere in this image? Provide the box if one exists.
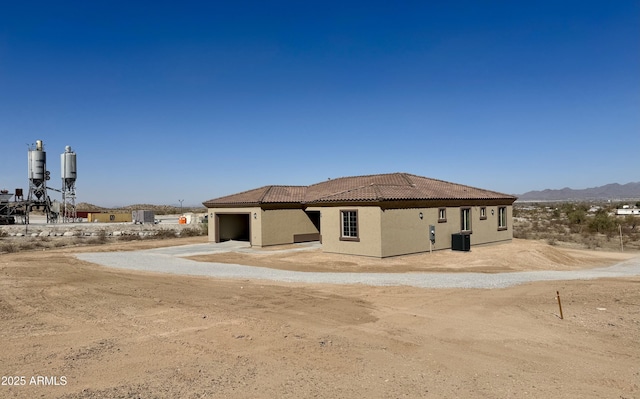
[0,140,78,225]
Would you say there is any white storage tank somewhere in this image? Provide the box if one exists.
[28,144,46,181]
[61,146,77,187]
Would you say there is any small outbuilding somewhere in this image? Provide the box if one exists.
[203,173,517,258]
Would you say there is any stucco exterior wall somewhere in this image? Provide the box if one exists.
[393,205,512,254]
[259,208,319,247]
[208,203,513,256]
[207,207,319,248]
[432,207,466,250]
[380,208,436,257]
[319,206,383,257]
[466,205,513,245]
[371,205,514,258]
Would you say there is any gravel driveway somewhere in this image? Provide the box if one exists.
[76,242,640,289]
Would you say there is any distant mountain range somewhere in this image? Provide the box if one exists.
[517,182,640,201]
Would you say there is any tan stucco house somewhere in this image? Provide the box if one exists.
[203,173,517,258]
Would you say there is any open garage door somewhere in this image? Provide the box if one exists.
[294,210,321,243]
[216,213,250,243]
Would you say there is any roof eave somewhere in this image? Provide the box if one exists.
[203,201,305,209]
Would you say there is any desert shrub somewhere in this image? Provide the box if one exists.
[566,207,587,225]
[623,235,640,250]
[569,224,583,234]
[200,223,209,235]
[531,220,540,231]
[154,229,178,239]
[549,217,562,227]
[588,210,616,234]
[581,235,600,249]
[513,228,529,239]
[118,234,141,241]
[86,230,109,245]
[53,240,68,248]
[0,230,8,238]
[180,226,206,237]
[95,230,108,244]
[18,240,40,251]
[0,242,17,253]
[35,239,51,249]
[622,215,638,232]
[513,201,639,251]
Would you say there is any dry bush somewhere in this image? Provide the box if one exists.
[179,226,206,237]
[514,202,640,251]
[85,230,108,245]
[531,220,540,231]
[19,240,40,251]
[0,238,55,252]
[569,224,583,234]
[154,229,178,239]
[0,242,17,253]
[581,235,601,249]
[553,223,568,235]
[513,229,529,239]
[118,234,142,241]
[622,236,639,251]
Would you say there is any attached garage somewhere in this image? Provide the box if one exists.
[215,213,251,243]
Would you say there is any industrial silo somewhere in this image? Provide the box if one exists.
[27,139,55,223]
[61,146,77,222]
[27,140,47,198]
[61,146,77,190]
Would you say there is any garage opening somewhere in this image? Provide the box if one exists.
[216,213,250,243]
[306,211,320,232]
[293,211,321,243]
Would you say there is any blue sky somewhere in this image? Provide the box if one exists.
[1,1,638,207]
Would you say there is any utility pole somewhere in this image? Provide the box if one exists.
[619,224,624,252]
[178,199,184,214]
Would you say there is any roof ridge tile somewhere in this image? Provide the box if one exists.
[260,186,273,203]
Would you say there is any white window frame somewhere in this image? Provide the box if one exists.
[498,207,508,230]
[461,207,472,232]
[438,208,447,223]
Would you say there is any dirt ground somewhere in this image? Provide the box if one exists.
[189,238,636,273]
[1,238,639,398]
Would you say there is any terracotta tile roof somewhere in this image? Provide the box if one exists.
[203,185,306,206]
[203,173,516,207]
[265,186,307,202]
[308,173,516,202]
